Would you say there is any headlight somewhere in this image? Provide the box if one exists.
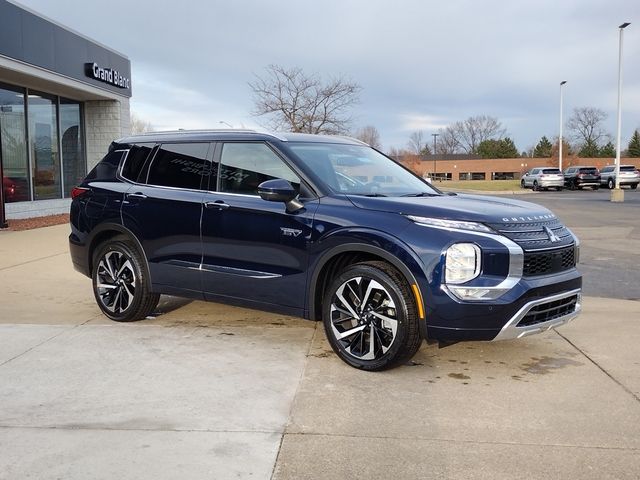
[406,215,495,233]
[445,243,481,284]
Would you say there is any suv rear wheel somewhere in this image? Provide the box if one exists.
[322,261,422,371]
[608,178,615,189]
[92,237,160,322]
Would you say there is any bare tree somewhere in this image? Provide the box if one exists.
[436,126,461,154]
[354,125,382,149]
[249,65,361,134]
[386,146,411,158]
[448,115,506,154]
[407,131,430,155]
[567,107,609,147]
[130,113,153,135]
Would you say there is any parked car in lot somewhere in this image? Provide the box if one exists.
[520,168,564,191]
[599,165,640,189]
[69,130,582,371]
[563,166,600,190]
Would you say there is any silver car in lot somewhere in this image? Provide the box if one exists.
[520,167,564,191]
[599,165,640,189]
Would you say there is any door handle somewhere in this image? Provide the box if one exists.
[205,200,230,210]
[126,192,147,200]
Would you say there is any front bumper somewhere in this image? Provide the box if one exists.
[492,288,581,340]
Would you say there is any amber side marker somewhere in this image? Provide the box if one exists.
[411,284,425,320]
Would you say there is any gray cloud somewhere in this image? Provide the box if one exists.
[17,0,640,151]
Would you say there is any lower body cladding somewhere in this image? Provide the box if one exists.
[422,269,582,342]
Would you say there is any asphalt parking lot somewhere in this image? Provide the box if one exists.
[1,193,639,479]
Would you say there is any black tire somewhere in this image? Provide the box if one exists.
[557,187,563,191]
[92,237,160,322]
[631,184,637,190]
[322,261,422,371]
[520,180,526,189]
[594,185,599,191]
[533,181,539,191]
[608,178,615,189]
[569,180,575,191]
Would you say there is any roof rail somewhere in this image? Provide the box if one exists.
[130,128,289,141]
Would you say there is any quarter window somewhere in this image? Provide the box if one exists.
[219,142,300,195]
[121,143,155,182]
[147,143,210,190]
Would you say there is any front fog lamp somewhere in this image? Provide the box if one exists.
[445,243,481,284]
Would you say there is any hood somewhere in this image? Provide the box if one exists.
[346,193,557,224]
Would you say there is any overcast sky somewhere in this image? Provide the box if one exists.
[17,0,640,152]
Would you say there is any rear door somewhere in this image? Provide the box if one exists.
[200,141,318,310]
[121,142,212,294]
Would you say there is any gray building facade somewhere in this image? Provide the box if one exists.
[0,0,131,224]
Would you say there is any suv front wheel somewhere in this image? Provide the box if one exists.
[92,237,160,322]
[322,261,422,371]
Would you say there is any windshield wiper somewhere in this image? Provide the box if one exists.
[361,193,388,197]
[401,192,438,197]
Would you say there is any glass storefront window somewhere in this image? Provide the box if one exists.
[60,99,85,196]
[0,84,29,202]
[28,91,61,200]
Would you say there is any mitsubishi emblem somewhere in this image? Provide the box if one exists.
[543,226,560,243]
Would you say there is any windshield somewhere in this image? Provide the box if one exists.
[579,168,598,174]
[288,142,439,197]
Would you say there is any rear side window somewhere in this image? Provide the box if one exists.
[219,142,300,195]
[147,143,210,190]
[121,143,155,182]
[84,150,127,182]
[542,169,561,174]
[620,166,637,172]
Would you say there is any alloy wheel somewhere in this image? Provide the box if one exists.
[95,250,137,314]
[329,276,398,361]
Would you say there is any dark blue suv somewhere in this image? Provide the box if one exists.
[69,130,582,370]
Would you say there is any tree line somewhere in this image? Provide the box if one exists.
[245,65,640,158]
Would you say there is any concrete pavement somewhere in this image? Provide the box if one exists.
[0,224,639,479]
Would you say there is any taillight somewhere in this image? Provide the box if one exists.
[71,187,89,199]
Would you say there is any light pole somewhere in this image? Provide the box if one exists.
[559,81,567,172]
[431,133,439,180]
[612,22,630,203]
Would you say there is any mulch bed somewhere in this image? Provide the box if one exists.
[2,213,70,231]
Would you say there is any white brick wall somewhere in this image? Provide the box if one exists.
[84,98,131,170]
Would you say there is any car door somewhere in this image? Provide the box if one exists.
[200,141,318,310]
[121,142,212,294]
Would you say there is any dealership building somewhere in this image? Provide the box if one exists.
[0,0,131,226]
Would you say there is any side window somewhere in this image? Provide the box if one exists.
[219,142,300,195]
[85,150,127,181]
[147,143,210,190]
[120,143,155,182]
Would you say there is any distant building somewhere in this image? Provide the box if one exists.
[394,154,640,182]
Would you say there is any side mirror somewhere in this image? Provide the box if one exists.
[257,179,304,213]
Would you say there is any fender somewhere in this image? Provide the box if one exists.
[85,221,149,277]
[307,228,429,334]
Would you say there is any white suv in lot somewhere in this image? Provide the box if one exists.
[521,168,564,191]
[599,165,640,189]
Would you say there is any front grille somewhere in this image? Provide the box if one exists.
[523,246,576,276]
[487,218,574,251]
[517,294,579,327]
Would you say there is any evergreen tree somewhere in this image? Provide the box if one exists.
[578,139,600,157]
[533,136,553,157]
[628,130,640,157]
[599,141,615,158]
[477,138,519,158]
